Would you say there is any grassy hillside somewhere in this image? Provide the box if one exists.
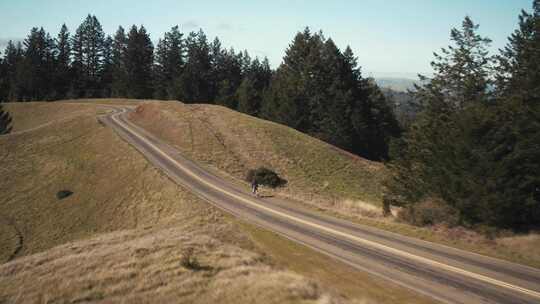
[0,102,334,303]
[130,101,386,217]
[129,100,540,269]
[0,101,436,304]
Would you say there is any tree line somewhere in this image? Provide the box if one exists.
[387,1,540,231]
[0,15,400,161]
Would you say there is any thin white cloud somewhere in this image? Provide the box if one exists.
[181,20,199,30]
[216,22,233,30]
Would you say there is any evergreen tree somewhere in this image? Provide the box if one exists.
[100,36,114,97]
[497,0,540,102]
[261,27,318,131]
[125,25,154,98]
[352,79,401,159]
[20,27,55,101]
[71,23,85,97]
[212,44,243,107]
[154,25,184,99]
[237,76,258,115]
[71,14,106,97]
[0,57,5,102]
[0,104,12,134]
[387,17,493,214]
[176,29,211,102]
[1,41,23,101]
[53,24,71,99]
[237,57,272,115]
[386,15,540,230]
[262,28,398,159]
[111,26,128,97]
[415,16,493,110]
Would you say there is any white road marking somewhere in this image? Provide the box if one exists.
[110,108,540,300]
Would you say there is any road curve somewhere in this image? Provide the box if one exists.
[100,107,540,304]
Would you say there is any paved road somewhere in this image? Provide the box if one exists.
[101,107,540,304]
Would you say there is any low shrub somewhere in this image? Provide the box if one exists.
[180,247,200,270]
[398,198,459,227]
[56,190,73,200]
[246,167,287,188]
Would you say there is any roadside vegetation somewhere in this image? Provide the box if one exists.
[386,5,540,232]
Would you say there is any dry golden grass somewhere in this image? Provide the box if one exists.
[0,100,360,303]
[129,101,386,214]
[128,100,540,269]
[0,225,344,304]
[2,99,536,304]
[241,222,435,304]
[0,104,208,261]
[3,102,101,133]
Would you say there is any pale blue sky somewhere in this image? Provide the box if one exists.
[0,0,533,78]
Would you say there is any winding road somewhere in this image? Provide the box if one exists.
[100,107,540,304]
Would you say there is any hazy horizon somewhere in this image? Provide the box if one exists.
[0,0,533,78]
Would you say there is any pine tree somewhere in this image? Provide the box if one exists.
[177,29,211,102]
[54,24,71,99]
[212,45,243,107]
[416,16,493,110]
[125,25,154,98]
[71,23,85,97]
[111,26,128,97]
[262,28,398,159]
[261,27,315,130]
[100,36,114,97]
[2,41,23,101]
[71,14,106,97]
[497,0,540,102]
[0,57,5,102]
[154,25,184,99]
[20,27,55,101]
[237,57,272,115]
[237,77,258,115]
[0,104,12,134]
[383,16,540,229]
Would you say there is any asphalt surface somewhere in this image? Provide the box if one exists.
[100,107,540,304]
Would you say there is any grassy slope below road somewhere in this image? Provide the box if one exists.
[0,101,434,304]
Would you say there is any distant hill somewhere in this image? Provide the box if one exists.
[375,77,418,92]
[381,88,421,126]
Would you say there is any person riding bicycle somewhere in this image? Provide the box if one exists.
[251,179,259,196]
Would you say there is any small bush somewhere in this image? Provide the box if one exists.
[398,198,459,227]
[180,247,200,270]
[246,167,287,188]
[56,190,73,200]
